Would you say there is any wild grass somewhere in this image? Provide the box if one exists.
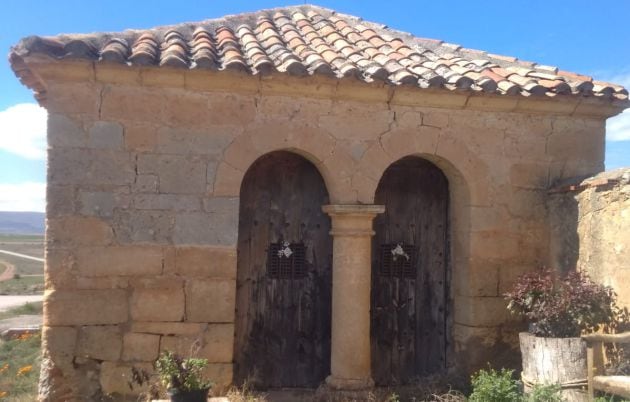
[0,302,43,321]
[0,276,44,295]
[0,332,41,401]
[0,235,43,243]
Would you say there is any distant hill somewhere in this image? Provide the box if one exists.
[0,212,45,235]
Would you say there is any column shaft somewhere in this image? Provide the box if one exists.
[322,204,385,390]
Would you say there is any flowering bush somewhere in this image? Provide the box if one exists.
[505,269,617,337]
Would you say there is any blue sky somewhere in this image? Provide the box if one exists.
[1,0,629,211]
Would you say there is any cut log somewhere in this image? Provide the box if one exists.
[520,332,588,402]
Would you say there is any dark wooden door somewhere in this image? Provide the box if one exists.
[234,151,332,389]
[371,156,449,385]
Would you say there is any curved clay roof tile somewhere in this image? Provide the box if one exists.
[8,5,628,104]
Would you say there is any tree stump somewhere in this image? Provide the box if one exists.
[520,332,588,402]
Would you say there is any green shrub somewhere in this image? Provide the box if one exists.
[469,367,521,402]
[593,396,630,402]
[525,383,562,402]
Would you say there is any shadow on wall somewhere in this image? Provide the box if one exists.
[548,185,580,275]
[549,169,630,291]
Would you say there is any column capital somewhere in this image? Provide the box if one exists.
[322,204,385,237]
[322,204,385,217]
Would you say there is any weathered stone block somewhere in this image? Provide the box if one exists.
[133,174,159,193]
[133,193,202,211]
[46,82,101,115]
[79,190,130,217]
[75,276,129,290]
[319,102,393,140]
[142,68,185,88]
[41,325,77,372]
[131,287,185,322]
[89,121,124,149]
[173,212,237,246]
[48,113,86,147]
[137,154,206,194]
[77,325,122,361]
[206,92,256,125]
[212,162,242,196]
[45,248,76,290]
[160,324,234,363]
[124,122,158,151]
[156,126,238,155]
[122,333,160,362]
[173,246,237,278]
[203,363,233,394]
[47,185,77,217]
[453,296,510,327]
[89,151,136,185]
[101,86,166,122]
[185,279,235,323]
[422,111,449,128]
[469,231,520,261]
[100,361,152,396]
[509,162,549,189]
[47,147,92,185]
[131,322,207,336]
[75,246,163,277]
[44,289,128,325]
[453,259,499,297]
[95,65,141,85]
[47,216,114,246]
[49,148,135,186]
[113,210,173,244]
[128,275,184,289]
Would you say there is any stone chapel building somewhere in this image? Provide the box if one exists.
[9,5,629,401]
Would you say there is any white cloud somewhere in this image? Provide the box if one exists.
[607,109,630,142]
[0,182,46,212]
[0,103,47,159]
[601,69,630,142]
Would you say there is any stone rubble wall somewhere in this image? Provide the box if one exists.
[549,169,630,308]
[38,64,608,401]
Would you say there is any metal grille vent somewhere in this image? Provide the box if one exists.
[380,243,416,279]
[267,242,307,279]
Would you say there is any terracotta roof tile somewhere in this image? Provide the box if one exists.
[9,5,628,102]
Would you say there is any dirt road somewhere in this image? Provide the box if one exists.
[0,250,44,262]
[0,261,15,281]
[0,295,44,312]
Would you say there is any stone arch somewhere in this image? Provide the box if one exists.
[213,125,353,203]
[233,150,333,388]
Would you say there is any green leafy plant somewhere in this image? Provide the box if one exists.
[505,268,618,337]
[525,383,562,402]
[155,351,212,392]
[468,367,521,402]
[593,396,630,402]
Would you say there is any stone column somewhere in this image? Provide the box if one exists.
[322,204,385,390]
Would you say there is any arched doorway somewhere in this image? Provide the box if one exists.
[234,151,332,389]
[371,156,450,385]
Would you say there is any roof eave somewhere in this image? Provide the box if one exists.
[12,55,630,119]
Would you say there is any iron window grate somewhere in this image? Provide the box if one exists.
[267,242,307,279]
[379,243,416,279]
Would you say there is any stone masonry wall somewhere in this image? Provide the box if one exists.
[38,64,608,400]
[549,169,630,308]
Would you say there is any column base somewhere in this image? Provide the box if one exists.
[315,377,375,402]
[325,375,374,390]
